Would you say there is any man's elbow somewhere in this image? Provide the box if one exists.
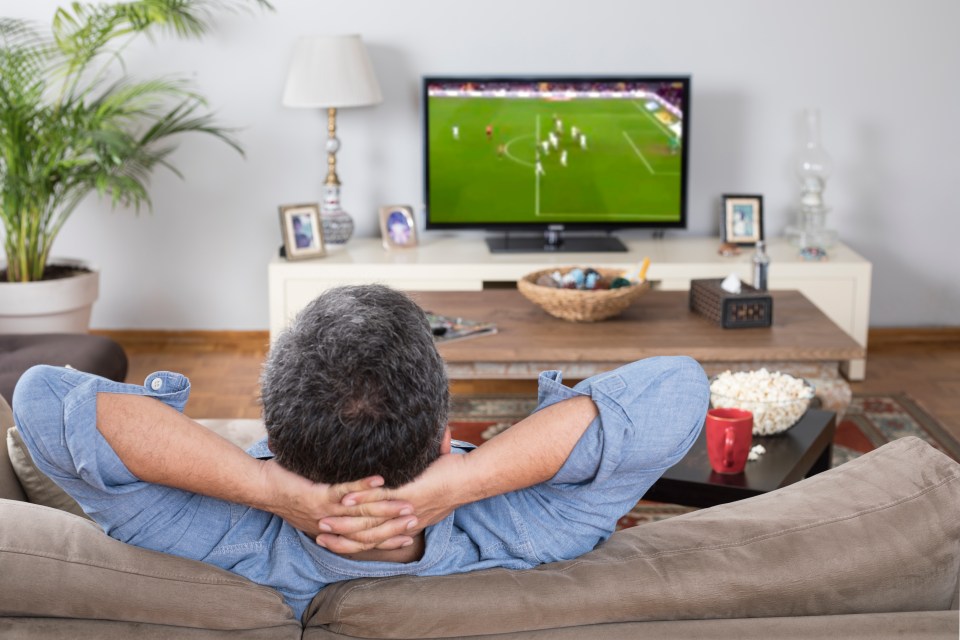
[13,363,58,405]
[12,365,69,441]
[660,356,710,462]
[621,356,709,463]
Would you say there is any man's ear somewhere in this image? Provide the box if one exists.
[440,426,452,455]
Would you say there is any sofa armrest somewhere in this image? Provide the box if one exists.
[305,437,960,638]
[0,395,25,502]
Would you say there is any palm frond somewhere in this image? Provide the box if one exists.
[140,100,243,155]
[89,76,201,121]
[1,0,270,282]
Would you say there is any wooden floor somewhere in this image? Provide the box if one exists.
[101,329,960,442]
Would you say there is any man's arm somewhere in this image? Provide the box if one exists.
[95,393,418,550]
[327,357,707,555]
[316,394,599,549]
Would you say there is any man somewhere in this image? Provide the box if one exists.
[13,285,708,620]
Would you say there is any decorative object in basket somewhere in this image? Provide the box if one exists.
[710,369,815,436]
[517,263,650,322]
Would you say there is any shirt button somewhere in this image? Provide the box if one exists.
[150,378,163,391]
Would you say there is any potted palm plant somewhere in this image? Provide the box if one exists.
[0,0,270,332]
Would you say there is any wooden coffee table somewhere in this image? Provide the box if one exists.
[643,409,837,508]
[414,289,863,375]
[412,289,864,414]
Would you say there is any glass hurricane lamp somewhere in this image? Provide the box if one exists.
[787,108,839,250]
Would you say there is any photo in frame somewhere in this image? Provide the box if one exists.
[721,194,764,246]
[379,205,417,249]
[279,203,325,260]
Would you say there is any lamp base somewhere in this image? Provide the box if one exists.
[320,183,353,245]
[785,204,838,250]
[320,210,354,246]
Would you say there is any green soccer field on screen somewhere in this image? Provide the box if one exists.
[427,94,683,224]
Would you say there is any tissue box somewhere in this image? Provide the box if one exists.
[689,278,773,328]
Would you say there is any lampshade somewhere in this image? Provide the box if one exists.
[282,35,383,109]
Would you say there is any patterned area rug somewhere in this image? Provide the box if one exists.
[833,393,960,464]
[448,393,958,528]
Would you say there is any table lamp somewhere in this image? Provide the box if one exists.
[282,34,383,245]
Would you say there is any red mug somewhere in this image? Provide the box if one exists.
[705,408,753,474]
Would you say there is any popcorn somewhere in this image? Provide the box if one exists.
[710,369,815,436]
[748,444,767,461]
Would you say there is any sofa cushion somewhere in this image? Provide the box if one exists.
[300,611,960,640]
[305,437,960,638]
[3,417,264,515]
[0,396,25,502]
[0,618,301,640]
[6,427,89,519]
[0,500,299,632]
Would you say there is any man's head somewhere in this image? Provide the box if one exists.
[260,285,449,487]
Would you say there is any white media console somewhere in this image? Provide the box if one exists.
[268,234,872,379]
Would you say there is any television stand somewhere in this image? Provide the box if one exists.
[486,230,628,253]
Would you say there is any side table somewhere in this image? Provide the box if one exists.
[644,409,837,508]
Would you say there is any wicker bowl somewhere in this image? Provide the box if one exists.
[517,267,649,322]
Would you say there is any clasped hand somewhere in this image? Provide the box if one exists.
[259,453,465,555]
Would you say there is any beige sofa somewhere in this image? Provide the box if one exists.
[1,395,958,639]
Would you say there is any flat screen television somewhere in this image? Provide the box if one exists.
[423,75,690,252]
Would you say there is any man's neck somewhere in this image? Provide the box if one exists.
[335,531,426,564]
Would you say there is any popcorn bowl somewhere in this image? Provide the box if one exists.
[709,370,816,436]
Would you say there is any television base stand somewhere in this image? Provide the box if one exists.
[486,233,628,253]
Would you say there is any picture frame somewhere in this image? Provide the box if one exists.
[379,205,417,249]
[279,203,325,260]
[721,194,764,246]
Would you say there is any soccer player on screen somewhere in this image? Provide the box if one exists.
[669,135,681,155]
[485,124,493,140]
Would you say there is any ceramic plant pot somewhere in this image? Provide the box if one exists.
[0,259,99,333]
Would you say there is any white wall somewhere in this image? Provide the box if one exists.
[5,0,959,329]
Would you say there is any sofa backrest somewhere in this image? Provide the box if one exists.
[305,437,960,638]
[0,395,26,502]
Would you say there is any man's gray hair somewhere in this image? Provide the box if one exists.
[260,285,449,487]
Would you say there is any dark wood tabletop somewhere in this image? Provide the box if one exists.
[412,289,865,367]
[643,409,837,508]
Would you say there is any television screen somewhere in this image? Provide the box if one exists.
[423,75,690,250]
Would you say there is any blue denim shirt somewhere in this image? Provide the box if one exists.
[13,356,707,621]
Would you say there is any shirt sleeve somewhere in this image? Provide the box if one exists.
[505,356,709,564]
[12,365,230,559]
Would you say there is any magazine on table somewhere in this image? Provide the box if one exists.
[427,313,497,343]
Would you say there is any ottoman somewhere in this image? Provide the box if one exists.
[0,334,128,403]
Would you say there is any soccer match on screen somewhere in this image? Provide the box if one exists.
[425,79,686,225]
